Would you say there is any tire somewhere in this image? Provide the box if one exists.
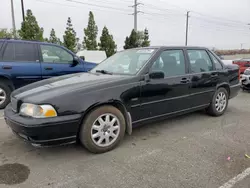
[0,81,11,109]
[206,87,228,116]
[79,105,126,153]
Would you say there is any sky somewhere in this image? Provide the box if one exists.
[0,0,250,50]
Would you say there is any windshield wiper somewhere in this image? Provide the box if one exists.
[96,70,113,75]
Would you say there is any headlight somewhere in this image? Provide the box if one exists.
[20,103,57,118]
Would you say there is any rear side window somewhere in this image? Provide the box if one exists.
[187,50,213,73]
[208,52,223,70]
[3,42,37,62]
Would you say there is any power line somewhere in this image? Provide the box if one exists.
[64,0,131,12]
[190,17,250,31]
[145,0,249,26]
[36,0,131,15]
[191,11,249,25]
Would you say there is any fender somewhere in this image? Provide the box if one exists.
[216,82,230,95]
[0,75,15,91]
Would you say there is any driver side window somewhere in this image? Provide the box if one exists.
[151,50,186,77]
[40,45,73,63]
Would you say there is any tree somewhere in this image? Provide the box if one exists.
[124,29,138,49]
[0,29,14,38]
[63,17,77,52]
[19,9,44,41]
[83,11,98,50]
[49,28,61,44]
[98,26,117,57]
[141,28,150,47]
[75,38,82,52]
[124,28,150,49]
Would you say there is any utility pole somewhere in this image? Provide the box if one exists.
[185,11,190,46]
[130,0,143,32]
[10,0,16,38]
[21,0,25,22]
[134,0,137,32]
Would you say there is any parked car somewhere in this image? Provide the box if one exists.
[233,58,250,74]
[4,46,240,153]
[240,68,250,90]
[0,39,97,108]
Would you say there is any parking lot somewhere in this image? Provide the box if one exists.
[0,91,250,188]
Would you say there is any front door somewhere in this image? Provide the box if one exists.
[39,44,84,79]
[186,49,218,107]
[1,41,41,89]
[139,49,192,121]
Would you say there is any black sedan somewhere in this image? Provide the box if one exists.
[4,46,240,153]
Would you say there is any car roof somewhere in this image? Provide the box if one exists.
[0,38,57,46]
[138,46,209,50]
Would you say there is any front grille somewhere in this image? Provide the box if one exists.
[11,97,18,112]
[244,69,250,75]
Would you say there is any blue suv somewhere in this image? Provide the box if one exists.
[0,39,97,108]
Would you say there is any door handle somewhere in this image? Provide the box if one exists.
[180,77,190,83]
[211,73,218,77]
[2,66,12,70]
[44,67,53,70]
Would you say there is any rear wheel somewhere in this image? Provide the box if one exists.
[206,87,228,116]
[79,105,126,153]
[0,81,11,109]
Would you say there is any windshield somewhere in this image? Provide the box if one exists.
[90,49,156,75]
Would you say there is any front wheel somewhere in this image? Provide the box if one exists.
[206,87,229,116]
[79,105,126,153]
[0,81,11,109]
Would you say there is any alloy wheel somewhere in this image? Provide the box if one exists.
[91,113,120,147]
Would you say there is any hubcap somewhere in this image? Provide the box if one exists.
[91,113,120,147]
[215,92,227,112]
[0,88,6,105]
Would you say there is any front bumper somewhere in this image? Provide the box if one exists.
[4,104,82,146]
[240,74,250,85]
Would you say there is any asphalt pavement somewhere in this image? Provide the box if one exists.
[1,91,250,188]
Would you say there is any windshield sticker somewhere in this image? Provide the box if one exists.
[136,49,154,54]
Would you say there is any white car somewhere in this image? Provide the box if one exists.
[240,68,250,90]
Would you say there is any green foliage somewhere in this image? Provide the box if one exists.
[49,28,61,45]
[0,29,16,38]
[63,17,77,52]
[124,29,138,49]
[98,26,117,57]
[141,28,150,47]
[124,28,150,49]
[83,11,98,50]
[19,9,44,41]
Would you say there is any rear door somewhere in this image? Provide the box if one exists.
[186,49,218,107]
[39,44,84,79]
[1,41,41,88]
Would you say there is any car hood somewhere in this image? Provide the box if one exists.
[12,72,130,101]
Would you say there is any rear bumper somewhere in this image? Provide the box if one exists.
[229,83,241,99]
[4,104,82,146]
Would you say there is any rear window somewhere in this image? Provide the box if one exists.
[3,42,37,62]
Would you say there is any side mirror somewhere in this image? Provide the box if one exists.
[149,71,165,79]
[71,56,79,66]
[80,56,85,61]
